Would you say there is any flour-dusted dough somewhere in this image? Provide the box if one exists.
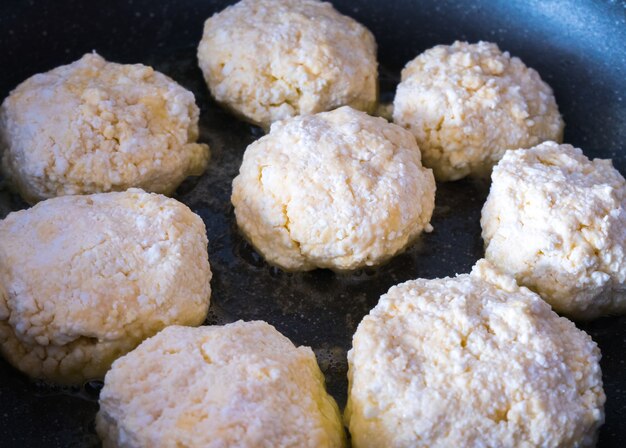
[96,321,346,448]
[346,260,605,448]
[231,106,436,271]
[0,53,210,204]
[393,41,563,181]
[481,141,626,319]
[0,189,212,384]
[197,0,377,128]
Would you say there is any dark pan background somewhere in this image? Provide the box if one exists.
[0,0,625,446]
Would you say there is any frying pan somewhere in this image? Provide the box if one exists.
[1,0,625,446]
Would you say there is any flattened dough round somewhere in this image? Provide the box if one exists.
[393,41,563,181]
[481,141,626,319]
[346,259,605,448]
[231,106,436,271]
[197,0,377,128]
[0,53,210,204]
[96,321,346,448]
[0,189,212,384]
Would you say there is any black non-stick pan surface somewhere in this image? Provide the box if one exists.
[1,0,625,446]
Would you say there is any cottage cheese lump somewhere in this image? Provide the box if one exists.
[197,0,377,128]
[0,53,209,204]
[96,321,346,448]
[346,260,605,447]
[393,41,563,181]
[0,189,212,384]
[482,141,626,319]
[231,106,436,271]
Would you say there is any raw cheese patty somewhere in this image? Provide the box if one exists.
[231,106,436,271]
[197,0,378,128]
[0,189,212,384]
[482,141,626,319]
[96,321,346,448]
[345,259,605,448]
[0,53,210,204]
[393,41,563,181]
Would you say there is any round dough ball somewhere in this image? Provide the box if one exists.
[346,259,605,448]
[0,189,212,384]
[393,41,564,181]
[197,0,377,128]
[0,53,210,204]
[481,141,626,319]
[231,106,436,271]
[96,321,346,448]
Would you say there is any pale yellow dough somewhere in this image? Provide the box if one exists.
[393,41,563,181]
[96,321,346,448]
[346,260,605,448]
[197,0,377,128]
[0,53,209,204]
[481,141,626,319]
[231,106,436,271]
[0,189,212,384]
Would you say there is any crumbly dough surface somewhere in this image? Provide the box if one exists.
[345,259,605,448]
[481,141,626,319]
[0,53,210,204]
[0,189,212,384]
[96,321,346,448]
[231,106,436,271]
[197,0,377,128]
[393,41,563,181]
